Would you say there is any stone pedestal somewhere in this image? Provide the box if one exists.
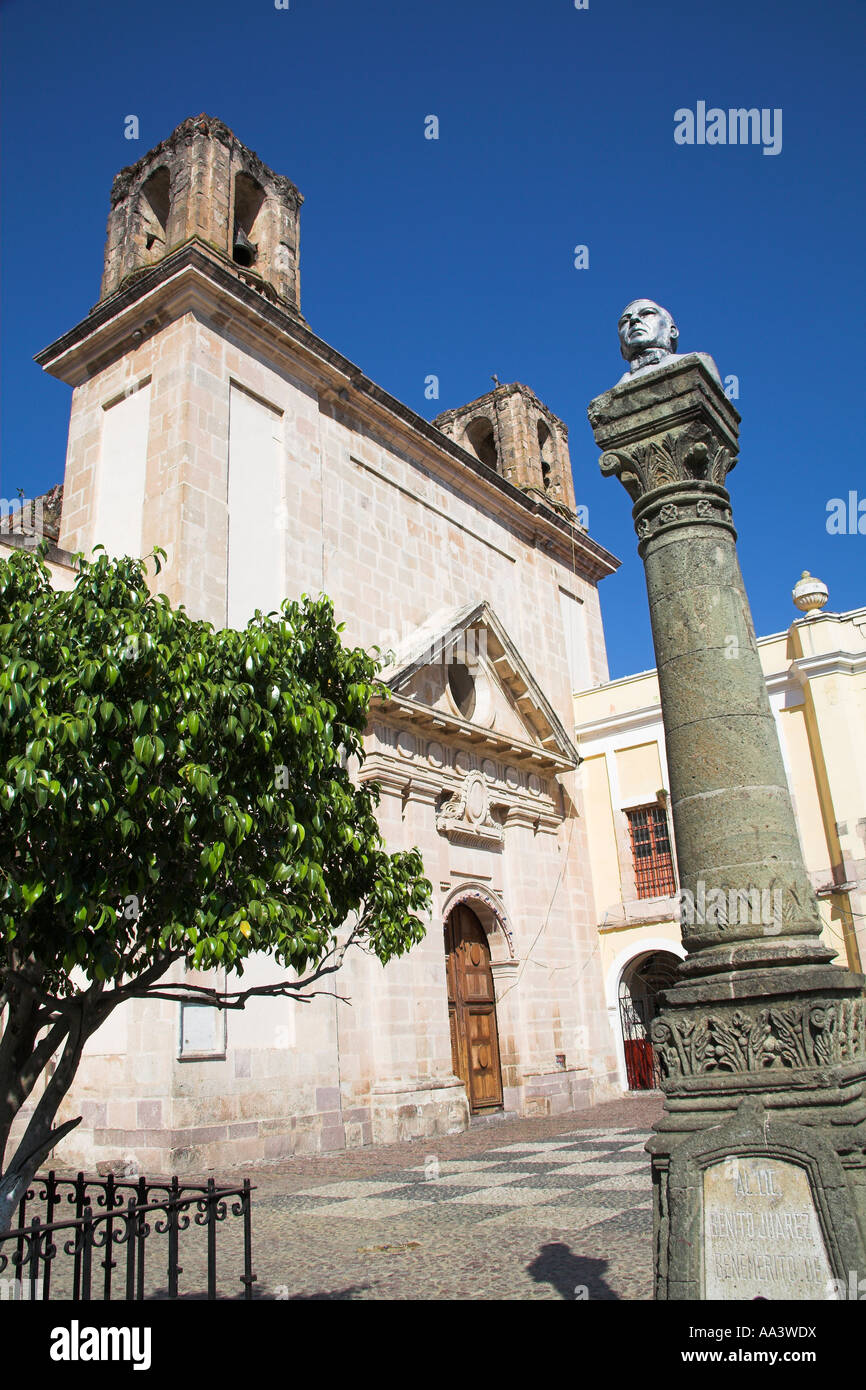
[588,353,866,1300]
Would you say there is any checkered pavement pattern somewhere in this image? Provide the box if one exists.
[261,1126,653,1233]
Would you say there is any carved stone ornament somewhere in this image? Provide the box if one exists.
[436,770,503,846]
[446,885,514,954]
[651,997,866,1079]
[599,425,736,503]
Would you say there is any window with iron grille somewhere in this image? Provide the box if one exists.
[626,804,677,899]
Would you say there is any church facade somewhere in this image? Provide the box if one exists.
[15,116,625,1174]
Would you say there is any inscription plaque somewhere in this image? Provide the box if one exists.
[703,1156,838,1300]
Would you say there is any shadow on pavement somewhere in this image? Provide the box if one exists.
[527,1242,619,1300]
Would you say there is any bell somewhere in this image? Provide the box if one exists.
[232,224,257,267]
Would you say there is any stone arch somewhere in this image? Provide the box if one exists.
[138,166,171,263]
[537,417,555,489]
[441,882,514,962]
[232,170,267,267]
[605,938,685,1091]
[463,415,499,472]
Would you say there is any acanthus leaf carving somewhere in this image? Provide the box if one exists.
[600,427,737,501]
[651,997,865,1079]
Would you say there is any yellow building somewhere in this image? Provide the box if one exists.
[573,576,866,1092]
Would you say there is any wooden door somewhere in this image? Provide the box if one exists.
[444,905,503,1112]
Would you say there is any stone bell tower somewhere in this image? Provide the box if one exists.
[100,113,303,312]
[434,382,577,512]
[36,116,315,628]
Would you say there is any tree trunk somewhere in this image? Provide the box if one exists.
[0,1116,82,1238]
[0,1002,93,1238]
[0,957,178,1239]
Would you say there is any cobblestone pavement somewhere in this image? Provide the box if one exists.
[29,1095,662,1300]
[239,1094,663,1301]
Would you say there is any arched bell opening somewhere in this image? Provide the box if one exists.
[138,166,171,262]
[463,415,499,472]
[537,418,556,492]
[232,171,266,268]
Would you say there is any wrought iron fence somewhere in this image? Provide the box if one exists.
[0,1172,256,1301]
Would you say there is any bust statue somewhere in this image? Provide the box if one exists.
[616,298,721,387]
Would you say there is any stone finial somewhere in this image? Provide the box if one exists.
[792,571,829,613]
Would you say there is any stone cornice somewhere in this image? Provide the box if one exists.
[794,607,866,630]
[574,701,663,744]
[588,355,740,458]
[35,242,620,583]
[369,691,577,772]
[0,534,78,569]
[790,650,866,685]
[358,750,562,834]
[575,632,866,738]
[575,672,806,748]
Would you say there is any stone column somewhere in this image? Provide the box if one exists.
[588,351,866,1301]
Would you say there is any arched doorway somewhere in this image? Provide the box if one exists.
[444,904,504,1112]
[618,951,681,1091]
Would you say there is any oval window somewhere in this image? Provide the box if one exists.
[447,663,476,720]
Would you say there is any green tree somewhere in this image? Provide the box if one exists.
[0,546,430,1236]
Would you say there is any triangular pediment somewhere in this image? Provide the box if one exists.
[375,601,578,768]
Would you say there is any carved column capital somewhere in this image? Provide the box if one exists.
[589,356,740,538]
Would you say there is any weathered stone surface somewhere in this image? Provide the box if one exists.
[704,1156,836,1300]
[434,381,577,512]
[652,993,866,1077]
[100,114,304,312]
[652,1098,866,1301]
[588,332,866,1300]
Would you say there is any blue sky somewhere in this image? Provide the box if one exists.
[1,0,864,679]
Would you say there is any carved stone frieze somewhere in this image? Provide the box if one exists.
[436,771,503,846]
[632,485,734,546]
[651,997,866,1079]
[363,723,561,834]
